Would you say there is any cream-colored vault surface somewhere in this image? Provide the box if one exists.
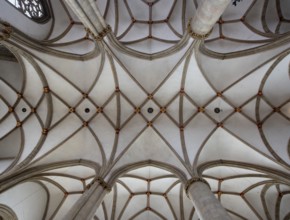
[0,0,290,219]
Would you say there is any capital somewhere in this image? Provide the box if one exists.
[86,25,112,42]
[95,177,112,192]
[185,177,210,196]
[187,19,212,40]
[0,22,13,41]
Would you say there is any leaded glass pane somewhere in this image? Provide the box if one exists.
[6,0,48,21]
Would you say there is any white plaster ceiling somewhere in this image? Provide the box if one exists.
[0,0,290,219]
[95,166,198,220]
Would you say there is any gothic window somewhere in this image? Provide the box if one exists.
[6,0,50,22]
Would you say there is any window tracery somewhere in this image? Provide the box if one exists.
[5,0,50,22]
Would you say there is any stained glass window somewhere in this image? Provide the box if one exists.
[6,0,50,22]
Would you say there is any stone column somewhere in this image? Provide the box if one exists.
[64,178,111,220]
[64,0,97,35]
[186,178,231,220]
[189,0,231,38]
[64,0,109,39]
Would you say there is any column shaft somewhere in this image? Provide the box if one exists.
[190,0,231,36]
[188,181,231,220]
[64,0,107,35]
[64,181,109,220]
[65,0,94,33]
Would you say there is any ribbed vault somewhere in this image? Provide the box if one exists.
[0,0,290,219]
[95,166,197,220]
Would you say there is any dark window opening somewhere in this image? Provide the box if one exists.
[5,0,50,23]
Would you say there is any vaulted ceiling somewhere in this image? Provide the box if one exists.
[0,0,290,219]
